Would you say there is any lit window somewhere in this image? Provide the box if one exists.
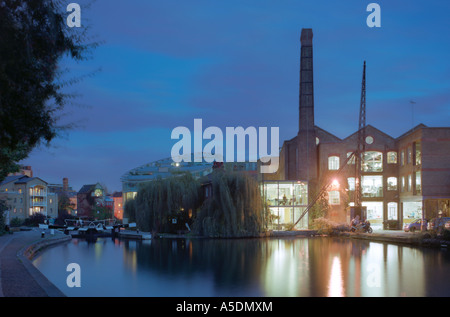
[416,171,421,193]
[387,177,397,191]
[362,151,383,172]
[401,177,405,192]
[347,177,355,191]
[401,151,405,166]
[328,191,340,205]
[362,175,383,197]
[415,142,422,166]
[365,136,374,144]
[316,137,320,145]
[407,147,412,164]
[388,202,398,220]
[347,152,355,165]
[328,156,340,170]
[387,151,397,164]
[408,174,412,192]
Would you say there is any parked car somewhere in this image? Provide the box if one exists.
[404,219,427,232]
[427,217,450,232]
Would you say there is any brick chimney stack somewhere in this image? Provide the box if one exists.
[63,177,69,192]
[296,28,317,182]
[299,28,314,132]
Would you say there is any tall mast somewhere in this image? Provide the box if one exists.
[355,61,366,209]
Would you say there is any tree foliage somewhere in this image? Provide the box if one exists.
[193,171,267,238]
[133,173,202,234]
[0,0,96,181]
[124,171,267,237]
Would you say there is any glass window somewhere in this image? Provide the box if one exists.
[268,207,280,230]
[265,183,279,206]
[347,152,355,165]
[294,207,308,229]
[415,142,422,166]
[362,175,383,197]
[279,207,294,229]
[416,171,421,193]
[387,177,397,191]
[401,150,405,166]
[263,181,309,230]
[408,174,412,192]
[293,182,308,205]
[401,177,405,192]
[403,202,422,221]
[365,136,374,144]
[387,151,397,164]
[278,183,293,206]
[347,177,355,191]
[407,147,412,164]
[264,181,308,207]
[328,156,340,170]
[328,191,340,205]
[362,151,383,172]
[388,202,398,220]
[362,202,383,230]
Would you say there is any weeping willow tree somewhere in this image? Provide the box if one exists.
[193,171,267,238]
[133,173,202,234]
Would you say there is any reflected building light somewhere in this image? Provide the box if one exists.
[328,256,344,297]
[95,243,103,261]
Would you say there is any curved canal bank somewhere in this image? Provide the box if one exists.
[0,229,70,297]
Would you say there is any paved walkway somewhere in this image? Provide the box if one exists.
[0,229,67,297]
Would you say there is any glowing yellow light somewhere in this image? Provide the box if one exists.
[331,179,339,187]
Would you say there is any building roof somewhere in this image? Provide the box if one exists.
[395,123,427,140]
[0,175,47,186]
[121,156,214,186]
[0,175,26,186]
[15,177,47,184]
[343,124,395,142]
[78,184,96,194]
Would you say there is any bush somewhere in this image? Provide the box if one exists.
[384,220,399,230]
[23,213,46,227]
[54,211,76,226]
[312,217,350,235]
[10,217,23,227]
[441,229,450,241]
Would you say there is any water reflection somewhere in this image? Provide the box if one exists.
[32,237,450,297]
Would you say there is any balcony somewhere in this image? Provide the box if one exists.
[30,199,47,207]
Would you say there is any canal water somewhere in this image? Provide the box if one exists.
[32,237,450,297]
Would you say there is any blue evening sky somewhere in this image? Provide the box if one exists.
[22,0,450,192]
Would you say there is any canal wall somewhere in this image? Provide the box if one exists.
[20,233,72,260]
[0,229,70,297]
[336,231,450,249]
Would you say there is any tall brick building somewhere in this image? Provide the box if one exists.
[264,28,450,230]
